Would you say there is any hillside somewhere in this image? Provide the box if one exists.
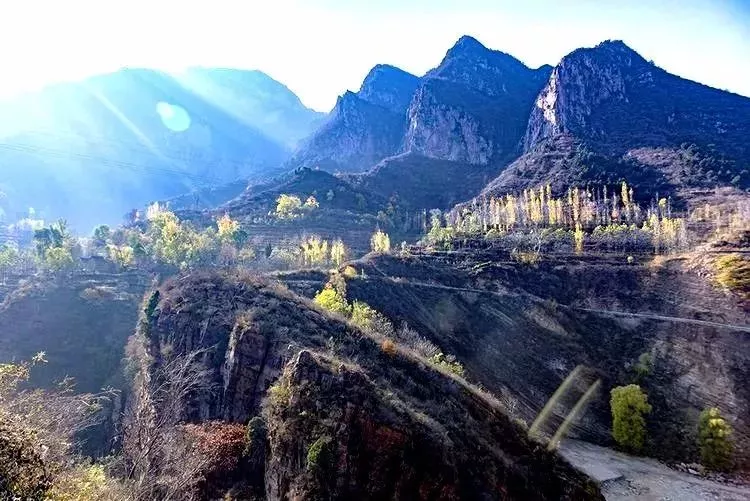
[280,248,750,466]
[0,68,321,229]
[127,271,603,500]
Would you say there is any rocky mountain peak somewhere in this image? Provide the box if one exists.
[429,34,536,95]
[357,64,419,114]
[523,40,656,150]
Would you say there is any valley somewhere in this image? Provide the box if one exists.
[0,29,748,501]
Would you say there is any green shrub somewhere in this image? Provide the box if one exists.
[610,384,651,452]
[350,301,378,331]
[698,407,733,471]
[429,352,465,377]
[633,352,653,381]
[306,435,332,471]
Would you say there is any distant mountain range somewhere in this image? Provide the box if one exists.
[0,68,322,230]
[1,36,748,230]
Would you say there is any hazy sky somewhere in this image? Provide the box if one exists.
[2,0,749,111]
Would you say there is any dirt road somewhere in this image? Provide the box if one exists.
[560,440,750,500]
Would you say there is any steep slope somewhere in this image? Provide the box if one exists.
[350,152,499,210]
[129,271,602,500]
[404,36,551,165]
[0,68,309,229]
[287,91,407,172]
[0,272,148,392]
[483,41,750,199]
[282,251,750,466]
[287,64,419,172]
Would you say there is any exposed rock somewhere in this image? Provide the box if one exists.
[130,271,604,499]
[404,36,550,165]
[287,91,406,172]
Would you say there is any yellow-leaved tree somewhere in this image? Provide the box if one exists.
[370,230,390,253]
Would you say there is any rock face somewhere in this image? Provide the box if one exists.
[131,271,603,500]
[287,91,407,172]
[0,68,319,228]
[481,40,750,198]
[404,36,551,165]
[290,35,550,176]
[524,40,750,156]
[287,65,418,173]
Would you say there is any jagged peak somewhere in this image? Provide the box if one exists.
[436,34,531,75]
[562,39,648,67]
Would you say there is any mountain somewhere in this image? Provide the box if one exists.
[0,68,320,230]
[176,68,325,148]
[404,35,551,165]
[287,65,419,172]
[290,36,551,175]
[482,40,750,199]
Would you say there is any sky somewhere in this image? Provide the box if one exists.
[1,0,749,112]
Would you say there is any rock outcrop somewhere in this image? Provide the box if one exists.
[404,36,550,165]
[130,271,603,499]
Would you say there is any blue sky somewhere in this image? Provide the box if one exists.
[1,0,749,111]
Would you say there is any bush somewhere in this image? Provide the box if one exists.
[610,384,652,452]
[714,253,750,299]
[306,436,332,471]
[381,339,397,356]
[698,407,733,471]
[429,352,465,377]
[342,265,357,278]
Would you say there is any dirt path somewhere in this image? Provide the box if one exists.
[573,307,750,333]
[560,440,750,500]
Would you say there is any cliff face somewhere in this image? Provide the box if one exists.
[131,271,603,500]
[524,40,750,157]
[287,91,407,172]
[287,65,418,173]
[404,36,551,166]
[473,40,750,199]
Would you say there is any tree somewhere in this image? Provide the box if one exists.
[275,194,303,219]
[610,384,651,452]
[370,229,391,253]
[313,285,350,316]
[216,214,240,243]
[698,407,733,471]
[303,195,320,210]
[92,224,112,252]
[301,236,328,266]
[44,247,75,272]
[107,245,135,269]
[330,239,347,267]
[350,301,379,331]
[123,348,216,500]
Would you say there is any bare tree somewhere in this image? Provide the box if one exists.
[121,347,216,500]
